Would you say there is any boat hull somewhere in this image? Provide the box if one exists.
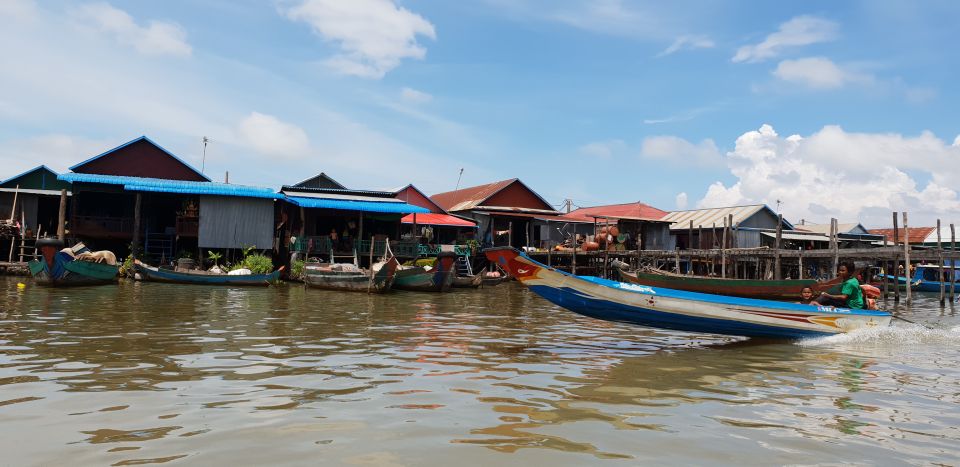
[135,263,281,286]
[394,253,456,292]
[485,247,890,339]
[304,258,399,293]
[616,268,839,301]
[29,257,118,287]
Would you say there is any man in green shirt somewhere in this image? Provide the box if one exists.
[815,262,864,309]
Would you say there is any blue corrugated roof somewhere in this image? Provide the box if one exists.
[285,195,429,214]
[58,173,278,199]
[69,136,211,182]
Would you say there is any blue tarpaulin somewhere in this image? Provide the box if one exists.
[58,173,279,199]
[284,195,429,214]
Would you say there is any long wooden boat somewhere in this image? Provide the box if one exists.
[28,254,119,286]
[615,268,841,301]
[134,261,282,286]
[485,247,890,339]
[452,268,484,288]
[881,264,959,292]
[394,252,456,293]
[304,257,399,293]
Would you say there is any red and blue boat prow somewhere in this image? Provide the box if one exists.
[484,247,891,339]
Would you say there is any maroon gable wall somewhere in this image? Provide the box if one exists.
[482,181,553,211]
[73,139,207,181]
[396,186,444,214]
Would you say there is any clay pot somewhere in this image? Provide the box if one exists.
[582,241,600,251]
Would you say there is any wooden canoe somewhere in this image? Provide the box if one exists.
[615,268,841,301]
[452,267,485,289]
[29,254,119,287]
[304,257,399,293]
[394,252,456,293]
[134,262,282,286]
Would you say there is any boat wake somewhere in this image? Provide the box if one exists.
[798,322,960,348]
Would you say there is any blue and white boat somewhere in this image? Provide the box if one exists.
[882,264,960,293]
[485,247,891,339]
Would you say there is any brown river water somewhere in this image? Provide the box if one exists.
[2,277,959,466]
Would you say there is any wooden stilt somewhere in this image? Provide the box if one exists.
[132,193,142,259]
[903,212,912,306]
[893,212,900,303]
[951,223,956,303]
[938,219,945,307]
[774,214,782,280]
[57,189,67,240]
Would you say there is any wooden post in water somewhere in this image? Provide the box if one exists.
[57,188,67,241]
[688,220,694,275]
[881,235,889,300]
[830,218,839,278]
[368,235,375,269]
[571,236,577,275]
[674,247,680,273]
[798,247,804,280]
[938,219,945,306]
[893,212,900,303]
[604,218,611,278]
[774,214,783,280]
[721,217,728,278]
[951,223,956,303]
[903,212,912,306]
[132,193,142,259]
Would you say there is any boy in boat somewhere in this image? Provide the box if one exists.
[813,262,865,309]
[799,286,815,303]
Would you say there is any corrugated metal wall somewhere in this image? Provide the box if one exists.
[199,196,274,249]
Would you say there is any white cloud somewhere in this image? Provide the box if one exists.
[400,87,432,104]
[640,135,722,167]
[732,15,838,63]
[675,192,688,210]
[238,112,310,158]
[579,139,625,159]
[657,35,714,57]
[284,0,436,79]
[698,124,960,227]
[772,57,872,89]
[74,2,192,57]
[0,134,109,176]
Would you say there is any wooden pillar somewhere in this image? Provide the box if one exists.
[412,212,418,239]
[893,212,900,303]
[299,207,306,237]
[951,223,956,303]
[675,247,680,273]
[571,235,577,275]
[798,247,804,280]
[774,213,783,280]
[603,218,611,278]
[688,220,693,251]
[721,216,728,278]
[830,218,839,278]
[938,219,945,306]
[507,221,513,248]
[903,212,911,305]
[132,193,142,259]
[57,189,67,240]
[881,235,889,299]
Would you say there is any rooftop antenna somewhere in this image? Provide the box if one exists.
[454,168,464,191]
[201,136,210,174]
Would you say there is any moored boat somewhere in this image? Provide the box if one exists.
[452,267,484,288]
[615,267,840,301]
[394,252,456,292]
[881,264,959,292]
[485,247,891,339]
[134,261,282,286]
[303,257,400,293]
[28,239,119,287]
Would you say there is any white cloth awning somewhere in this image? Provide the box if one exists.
[760,231,829,242]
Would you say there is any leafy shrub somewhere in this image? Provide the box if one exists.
[235,252,273,275]
[291,259,305,280]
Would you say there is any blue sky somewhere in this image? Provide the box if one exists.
[1,0,958,227]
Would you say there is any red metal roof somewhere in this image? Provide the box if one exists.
[563,202,669,223]
[868,227,937,244]
[401,213,477,227]
[430,178,555,213]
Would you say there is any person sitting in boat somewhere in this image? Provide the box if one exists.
[813,262,865,309]
[798,286,815,303]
